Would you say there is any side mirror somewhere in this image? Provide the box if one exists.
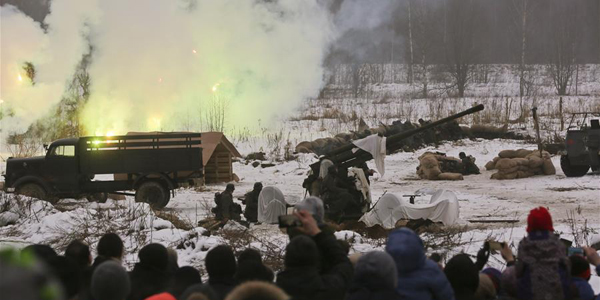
[43,144,48,151]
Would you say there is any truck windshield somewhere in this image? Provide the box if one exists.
[51,145,75,157]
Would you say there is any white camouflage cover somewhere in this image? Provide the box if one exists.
[257,186,288,224]
[359,189,460,228]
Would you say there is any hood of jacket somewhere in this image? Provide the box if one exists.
[385,228,426,274]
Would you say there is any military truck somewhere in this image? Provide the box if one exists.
[560,112,600,177]
[2,133,202,209]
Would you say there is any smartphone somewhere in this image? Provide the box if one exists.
[278,215,302,228]
[488,241,504,253]
[568,247,584,256]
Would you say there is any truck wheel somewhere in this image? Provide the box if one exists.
[86,192,108,203]
[560,155,589,177]
[16,183,53,203]
[135,181,170,209]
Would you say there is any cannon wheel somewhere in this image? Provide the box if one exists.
[560,155,589,177]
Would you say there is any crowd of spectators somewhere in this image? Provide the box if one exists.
[1,199,599,300]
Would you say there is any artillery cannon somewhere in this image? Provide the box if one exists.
[303,104,485,221]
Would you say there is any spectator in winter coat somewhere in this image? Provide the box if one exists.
[91,261,131,300]
[65,240,92,268]
[346,251,402,300]
[128,243,170,300]
[234,248,274,283]
[385,228,455,300]
[225,281,288,300]
[569,255,595,300]
[444,254,479,300]
[515,207,575,300]
[205,245,238,300]
[276,210,353,300]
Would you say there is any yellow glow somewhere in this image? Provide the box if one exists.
[106,131,115,137]
[148,117,162,130]
[92,140,101,145]
[17,74,23,82]
[212,83,220,93]
[192,49,197,54]
[158,78,163,83]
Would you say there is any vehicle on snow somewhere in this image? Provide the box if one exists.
[559,112,600,177]
[2,133,202,209]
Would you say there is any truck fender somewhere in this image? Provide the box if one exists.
[133,173,176,191]
[12,176,53,194]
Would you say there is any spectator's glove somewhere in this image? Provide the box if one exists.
[476,242,490,270]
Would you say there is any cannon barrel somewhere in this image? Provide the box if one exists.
[313,104,484,169]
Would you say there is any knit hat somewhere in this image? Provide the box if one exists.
[138,243,168,271]
[205,245,237,280]
[91,261,131,300]
[444,254,479,296]
[238,248,262,264]
[284,235,319,268]
[569,255,591,280]
[526,207,554,232]
[353,251,398,290]
[295,197,325,224]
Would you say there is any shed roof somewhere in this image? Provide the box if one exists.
[126,131,241,166]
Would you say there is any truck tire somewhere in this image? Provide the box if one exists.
[16,183,56,204]
[135,181,170,209]
[560,155,589,177]
[86,192,108,203]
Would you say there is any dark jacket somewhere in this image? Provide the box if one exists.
[128,263,169,300]
[572,277,594,300]
[346,251,402,300]
[276,232,353,300]
[207,277,236,300]
[386,228,455,300]
[243,190,259,222]
[220,191,234,220]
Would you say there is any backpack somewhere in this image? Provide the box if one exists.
[214,192,222,206]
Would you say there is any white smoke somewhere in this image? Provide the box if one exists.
[1,0,335,136]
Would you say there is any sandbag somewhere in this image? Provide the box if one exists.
[438,173,464,181]
[516,170,535,178]
[499,150,518,158]
[516,149,533,158]
[485,160,497,170]
[542,159,556,175]
[513,158,529,166]
[496,158,518,170]
[499,165,520,174]
[497,172,518,180]
[527,155,544,168]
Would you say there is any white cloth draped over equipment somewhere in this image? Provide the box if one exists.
[257,186,288,224]
[352,134,386,176]
[359,189,460,228]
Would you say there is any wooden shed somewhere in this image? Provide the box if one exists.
[125,131,241,184]
[199,132,242,183]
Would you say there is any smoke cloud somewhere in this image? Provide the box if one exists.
[2,0,334,136]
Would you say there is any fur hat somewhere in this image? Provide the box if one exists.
[527,207,554,232]
[91,261,130,300]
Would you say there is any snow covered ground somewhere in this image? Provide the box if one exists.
[1,137,599,291]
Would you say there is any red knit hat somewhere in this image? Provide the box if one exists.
[527,207,554,232]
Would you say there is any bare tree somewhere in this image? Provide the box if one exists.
[444,0,480,97]
[411,0,439,98]
[547,0,577,96]
[406,0,414,84]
